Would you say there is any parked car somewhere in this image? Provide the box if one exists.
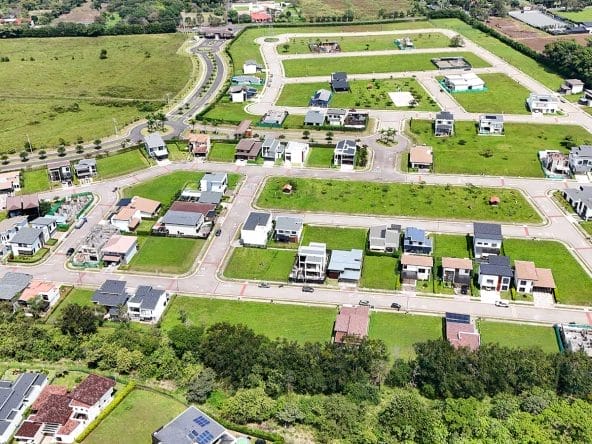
[460,286,469,295]
[494,300,510,308]
[74,217,87,229]
[302,286,314,293]
[358,300,370,306]
[66,247,75,257]
[258,282,270,288]
[215,228,222,237]
[390,302,401,310]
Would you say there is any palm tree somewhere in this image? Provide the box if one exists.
[189,118,197,133]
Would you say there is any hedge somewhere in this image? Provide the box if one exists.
[75,381,136,443]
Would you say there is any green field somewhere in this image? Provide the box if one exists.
[96,148,150,180]
[258,177,541,223]
[277,78,439,111]
[123,171,203,206]
[283,32,450,54]
[360,256,400,290]
[161,296,336,343]
[445,73,531,114]
[83,389,186,444]
[47,288,94,323]
[555,7,592,23]
[283,51,489,77]
[301,225,367,251]
[224,248,295,281]
[208,142,237,162]
[306,146,335,168]
[127,236,205,274]
[21,168,51,193]
[433,234,472,259]
[503,239,592,305]
[478,320,558,353]
[0,34,192,151]
[408,120,592,177]
[202,97,253,123]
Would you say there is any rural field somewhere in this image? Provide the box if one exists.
[0,34,192,151]
[282,51,489,77]
[296,0,410,21]
[258,177,541,223]
[277,78,439,111]
[409,120,591,177]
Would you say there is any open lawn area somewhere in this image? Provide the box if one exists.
[478,320,558,353]
[297,0,411,21]
[555,7,592,23]
[0,34,191,151]
[21,168,51,193]
[301,225,367,250]
[161,296,336,343]
[83,389,186,444]
[277,78,439,111]
[208,142,236,162]
[433,234,472,259]
[408,120,592,177]
[283,51,489,77]
[126,236,205,274]
[96,148,150,180]
[258,177,541,223]
[503,239,592,305]
[47,288,94,323]
[306,147,335,168]
[282,32,450,54]
[123,170,202,205]
[360,256,400,290]
[202,97,253,123]
[224,247,295,281]
[166,140,191,162]
[445,73,531,114]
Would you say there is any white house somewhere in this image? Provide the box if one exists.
[442,257,472,288]
[101,235,138,265]
[243,59,259,74]
[127,286,169,323]
[18,280,61,308]
[479,114,504,135]
[401,253,433,284]
[8,227,43,257]
[241,212,272,247]
[526,93,559,114]
[326,108,347,126]
[563,186,592,220]
[334,140,356,168]
[284,141,309,166]
[478,255,513,292]
[560,79,584,95]
[158,210,204,237]
[0,216,28,249]
[110,206,141,232]
[144,133,169,160]
[443,72,485,92]
[292,242,327,282]
[30,217,57,243]
[514,260,556,296]
[0,171,21,194]
[473,222,503,258]
[274,216,303,243]
[200,173,227,194]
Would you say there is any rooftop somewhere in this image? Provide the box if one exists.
[153,406,232,444]
[128,286,166,310]
[70,374,115,407]
[19,280,57,302]
[144,133,165,149]
[198,191,223,205]
[30,216,55,226]
[91,279,128,307]
[275,215,303,233]
[334,306,370,339]
[436,111,454,120]
[103,235,137,254]
[409,146,433,165]
[162,210,203,227]
[442,257,472,270]
[473,222,502,240]
[243,212,271,231]
[9,227,42,245]
[130,196,160,214]
[401,253,433,267]
[480,255,513,277]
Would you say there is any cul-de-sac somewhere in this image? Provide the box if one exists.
[0,1,591,443]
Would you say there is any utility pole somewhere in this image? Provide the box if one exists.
[112,118,119,135]
[26,134,32,153]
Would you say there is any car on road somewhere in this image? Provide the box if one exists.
[258,282,270,288]
[74,217,87,229]
[215,228,222,237]
[358,300,370,306]
[494,300,510,308]
[302,286,314,293]
[66,247,75,257]
[390,302,401,310]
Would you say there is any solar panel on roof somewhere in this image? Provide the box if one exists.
[193,415,210,427]
[196,430,215,444]
[445,312,471,324]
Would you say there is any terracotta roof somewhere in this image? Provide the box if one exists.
[533,267,556,289]
[19,280,57,302]
[188,133,209,143]
[112,206,138,221]
[130,196,160,215]
[401,253,433,267]
[442,257,472,270]
[6,194,38,211]
[70,374,115,406]
[103,235,137,255]
[32,385,68,410]
[446,322,480,350]
[334,306,369,339]
[57,418,80,436]
[169,201,216,215]
[14,421,41,438]
[514,260,538,281]
[410,146,433,165]
[32,394,72,425]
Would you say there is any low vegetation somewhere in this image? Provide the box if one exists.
[96,148,150,180]
[224,248,295,281]
[126,236,205,275]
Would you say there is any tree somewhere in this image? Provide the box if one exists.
[75,144,84,154]
[0,154,8,165]
[555,351,592,397]
[186,368,217,403]
[302,130,310,139]
[38,149,47,159]
[275,398,304,426]
[99,48,108,59]
[222,387,275,424]
[57,146,66,157]
[325,131,334,141]
[94,139,101,149]
[19,151,28,162]
[27,296,48,319]
[57,304,99,337]
[386,359,413,387]
[282,43,290,53]
[168,324,204,358]
[450,34,464,48]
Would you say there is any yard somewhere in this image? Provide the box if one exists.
[478,320,558,353]
[224,247,296,281]
[444,73,532,114]
[503,239,592,305]
[433,234,472,259]
[201,97,253,123]
[123,171,203,206]
[0,34,192,151]
[360,256,400,290]
[21,168,51,193]
[306,146,335,168]
[282,51,489,77]
[208,142,237,162]
[258,177,541,223]
[277,78,439,111]
[408,120,592,177]
[555,7,592,23]
[96,148,150,180]
[161,296,336,343]
[301,225,367,251]
[83,389,186,444]
[47,288,94,323]
[126,236,205,275]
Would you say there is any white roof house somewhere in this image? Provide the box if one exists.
[284,141,309,167]
[443,73,485,92]
[144,133,168,160]
[200,172,228,194]
[526,93,559,114]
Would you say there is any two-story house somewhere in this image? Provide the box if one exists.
[144,133,169,160]
[30,217,57,243]
[327,249,363,283]
[284,141,309,166]
[261,138,284,161]
[434,111,454,136]
[47,160,72,184]
[330,72,349,92]
[514,260,556,296]
[403,227,432,255]
[401,253,433,284]
[7,227,43,257]
[563,185,592,220]
[0,171,21,195]
[441,257,472,289]
[333,140,356,168]
[274,216,303,243]
[368,224,401,253]
[526,93,559,114]
[478,114,504,135]
[473,222,503,258]
[478,255,513,292]
[127,286,169,323]
[187,133,211,157]
[74,159,97,179]
[291,242,327,282]
[240,212,272,247]
[200,173,227,194]
[568,145,592,175]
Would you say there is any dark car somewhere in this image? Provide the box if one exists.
[66,247,75,257]
[460,286,469,295]
[258,282,270,288]
[358,300,370,306]
[215,228,222,237]
[390,302,401,310]
[302,286,314,293]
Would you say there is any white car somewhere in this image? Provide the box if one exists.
[494,300,510,308]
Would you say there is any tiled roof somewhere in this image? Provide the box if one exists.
[32,385,68,410]
[442,257,472,270]
[401,253,433,267]
[31,394,72,425]
[334,306,369,338]
[70,374,115,407]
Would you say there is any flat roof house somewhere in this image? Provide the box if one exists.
[542,151,570,176]
[327,249,363,283]
[101,234,138,265]
[326,108,347,126]
[303,109,326,126]
[310,89,332,107]
[274,216,303,243]
[231,75,261,86]
[188,133,211,157]
[343,109,369,129]
[333,306,370,344]
[260,110,288,127]
[229,85,256,103]
[127,285,169,323]
[30,217,57,243]
[443,72,485,92]
[200,173,227,194]
[563,185,592,220]
[479,114,504,135]
[47,160,72,183]
[409,146,433,170]
[445,312,480,351]
[434,111,454,137]
[478,255,513,292]
[334,139,356,167]
[560,78,584,95]
[403,227,432,255]
[242,59,260,74]
[159,210,204,237]
[284,141,309,167]
[442,257,472,288]
[198,191,223,205]
[568,145,592,175]
[144,133,169,160]
[369,224,401,253]
[331,72,349,92]
[401,253,433,283]
[91,280,129,315]
[261,138,284,161]
[526,93,559,114]
[0,272,33,303]
[72,225,118,266]
[8,227,43,257]
[74,159,97,179]
[235,138,262,161]
[292,242,327,282]
[473,222,502,258]
[514,260,556,296]
[152,406,237,444]
[0,171,21,194]
[240,211,272,247]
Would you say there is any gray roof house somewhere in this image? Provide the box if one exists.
[241,211,273,247]
[569,145,592,175]
[260,110,288,127]
[198,191,223,205]
[127,285,169,323]
[304,109,326,126]
[435,111,454,136]
[30,216,57,242]
[292,242,327,282]
[144,133,168,160]
[327,249,363,283]
[152,406,236,444]
[162,210,204,227]
[331,71,349,92]
[310,89,332,107]
[369,224,401,253]
[7,227,44,257]
[91,279,129,308]
[478,114,504,135]
[75,158,97,178]
[334,139,357,166]
[0,272,33,301]
[473,222,502,258]
[261,137,284,161]
[274,216,303,242]
[563,185,592,220]
[478,255,513,292]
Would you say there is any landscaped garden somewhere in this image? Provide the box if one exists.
[126,236,205,274]
[277,78,439,110]
[224,247,296,281]
[96,148,151,180]
[257,177,541,223]
[408,120,592,177]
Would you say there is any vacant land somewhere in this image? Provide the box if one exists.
[297,0,411,21]
[123,171,203,206]
[433,234,472,259]
[360,256,400,290]
[202,97,253,123]
[96,148,150,180]
[127,236,204,274]
[84,389,186,444]
[283,32,450,54]
[283,51,489,77]
[47,288,94,323]
[21,168,51,193]
[258,177,540,223]
[445,73,531,114]
[306,147,335,167]
[162,297,336,343]
[277,78,439,111]
[208,142,237,162]
[225,248,295,281]
[301,225,367,250]
[409,120,592,177]
[503,239,592,305]
[0,34,191,151]
[554,7,592,23]
[478,320,558,353]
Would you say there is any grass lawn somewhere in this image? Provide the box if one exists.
[0,34,191,151]
[208,142,236,162]
[258,177,541,223]
[282,32,450,54]
[282,51,489,77]
[503,239,592,305]
[581,221,592,236]
[166,141,190,162]
[433,234,472,259]
[306,147,335,168]
[96,148,150,180]
[478,320,558,353]
[126,236,204,274]
[123,171,203,206]
[360,256,400,290]
[83,389,186,444]
[301,225,367,251]
[555,6,592,22]
[445,73,531,114]
[202,97,252,123]
[161,296,336,343]
[47,288,94,323]
[21,168,51,193]
[277,78,439,111]
[224,248,295,281]
[408,120,592,177]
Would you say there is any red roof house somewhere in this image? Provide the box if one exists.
[333,306,370,344]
